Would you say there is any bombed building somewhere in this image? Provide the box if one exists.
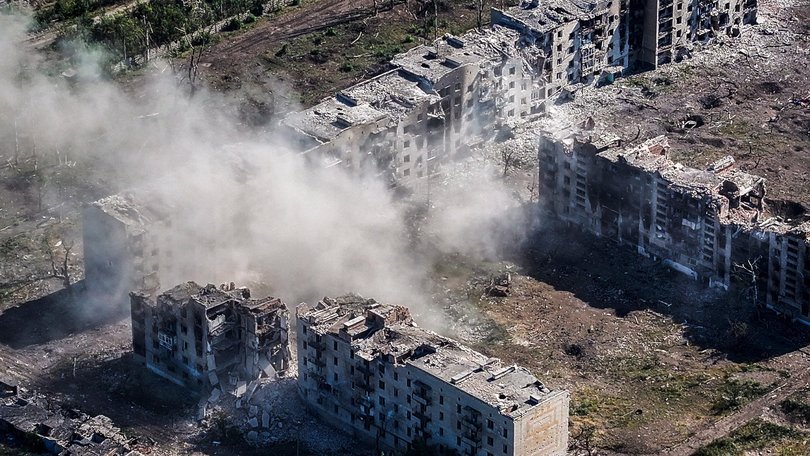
[0,382,140,455]
[296,296,569,455]
[130,282,290,394]
[283,1,757,195]
[83,191,169,305]
[283,26,546,195]
[493,0,756,83]
[537,126,810,322]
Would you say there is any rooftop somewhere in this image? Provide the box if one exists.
[298,296,561,418]
[90,190,170,233]
[393,28,521,84]
[339,70,439,123]
[283,97,389,143]
[494,0,610,35]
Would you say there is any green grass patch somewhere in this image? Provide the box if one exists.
[711,378,769,415]
[693,418,805,456]
[262,0,482,105]
[780,390,810,424]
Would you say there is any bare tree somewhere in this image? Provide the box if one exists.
[47,238,75,292]
[570,424,599,456]
[733,256,762,308]
[501,147,517,177]
[526,165,538,203]
[476,0,486,30]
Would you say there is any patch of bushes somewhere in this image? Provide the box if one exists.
[781,396,810,424]
[694,418,804,456]
[711,379,768,415]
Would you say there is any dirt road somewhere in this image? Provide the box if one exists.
[202,0,377,70]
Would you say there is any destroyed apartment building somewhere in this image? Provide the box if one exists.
[537,126,810,323]
[0,380,140,455]
[283,0,757,193]
[296,296,569,455]
[130,281,291,395]
[83,191,169,306]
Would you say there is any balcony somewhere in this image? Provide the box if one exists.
[412,409,431,423]
[308,337,326,351]
[461,414,482,429]
[412,389,432,405]
[356,363,374,376]
[461,429,482,446]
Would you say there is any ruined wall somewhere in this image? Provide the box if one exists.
[296,300,568,456]
[132,283,290,393]
[537,131,810,324]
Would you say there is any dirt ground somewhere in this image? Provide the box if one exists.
[427,219,810,454]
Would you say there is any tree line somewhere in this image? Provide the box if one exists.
[37,0,268,62]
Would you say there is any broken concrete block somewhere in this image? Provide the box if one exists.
[235,381,247,398]
[245,380,259,402]
[249,405,258,417]
[208,388,221,404]
[235,399,242,409]
[208,371,219,386]
[262,411,269,428]
[246,430,258,442]
[207,354,216,370]
[248,417,259,428]
[257,356,275,378]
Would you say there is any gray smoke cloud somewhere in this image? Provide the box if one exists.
[0,11,527,327]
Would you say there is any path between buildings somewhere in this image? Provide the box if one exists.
[658,352,810,456]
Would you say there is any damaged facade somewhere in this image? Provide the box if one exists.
[130,282,290,394]
[296,296,569,455]
[493,0,756,86]
[83,191,168,305]
[283,26,544,195]
[283,1,757,193]
[0,382,140,455]
[538,127,810,322]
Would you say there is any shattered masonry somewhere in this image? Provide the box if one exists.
[0,380,141,455]
[537,125,810,323]
[130,282,291,395]
[283,1,756,193]
[296,296,569,455]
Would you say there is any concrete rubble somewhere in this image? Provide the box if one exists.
[130,282,291,404]
[0,380,142,455]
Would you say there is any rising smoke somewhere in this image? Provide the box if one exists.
[0,12,529,327]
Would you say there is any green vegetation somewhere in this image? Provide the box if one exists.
[711,378,769,415]
[693,418,806,456]
[780,390,810,424]
[41,0,268,62]
[260,0,494,105]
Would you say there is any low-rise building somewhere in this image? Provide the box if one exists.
[296,295,569,455]
[130,282,290,393]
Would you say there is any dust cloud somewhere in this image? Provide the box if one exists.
[0,12,528,326]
